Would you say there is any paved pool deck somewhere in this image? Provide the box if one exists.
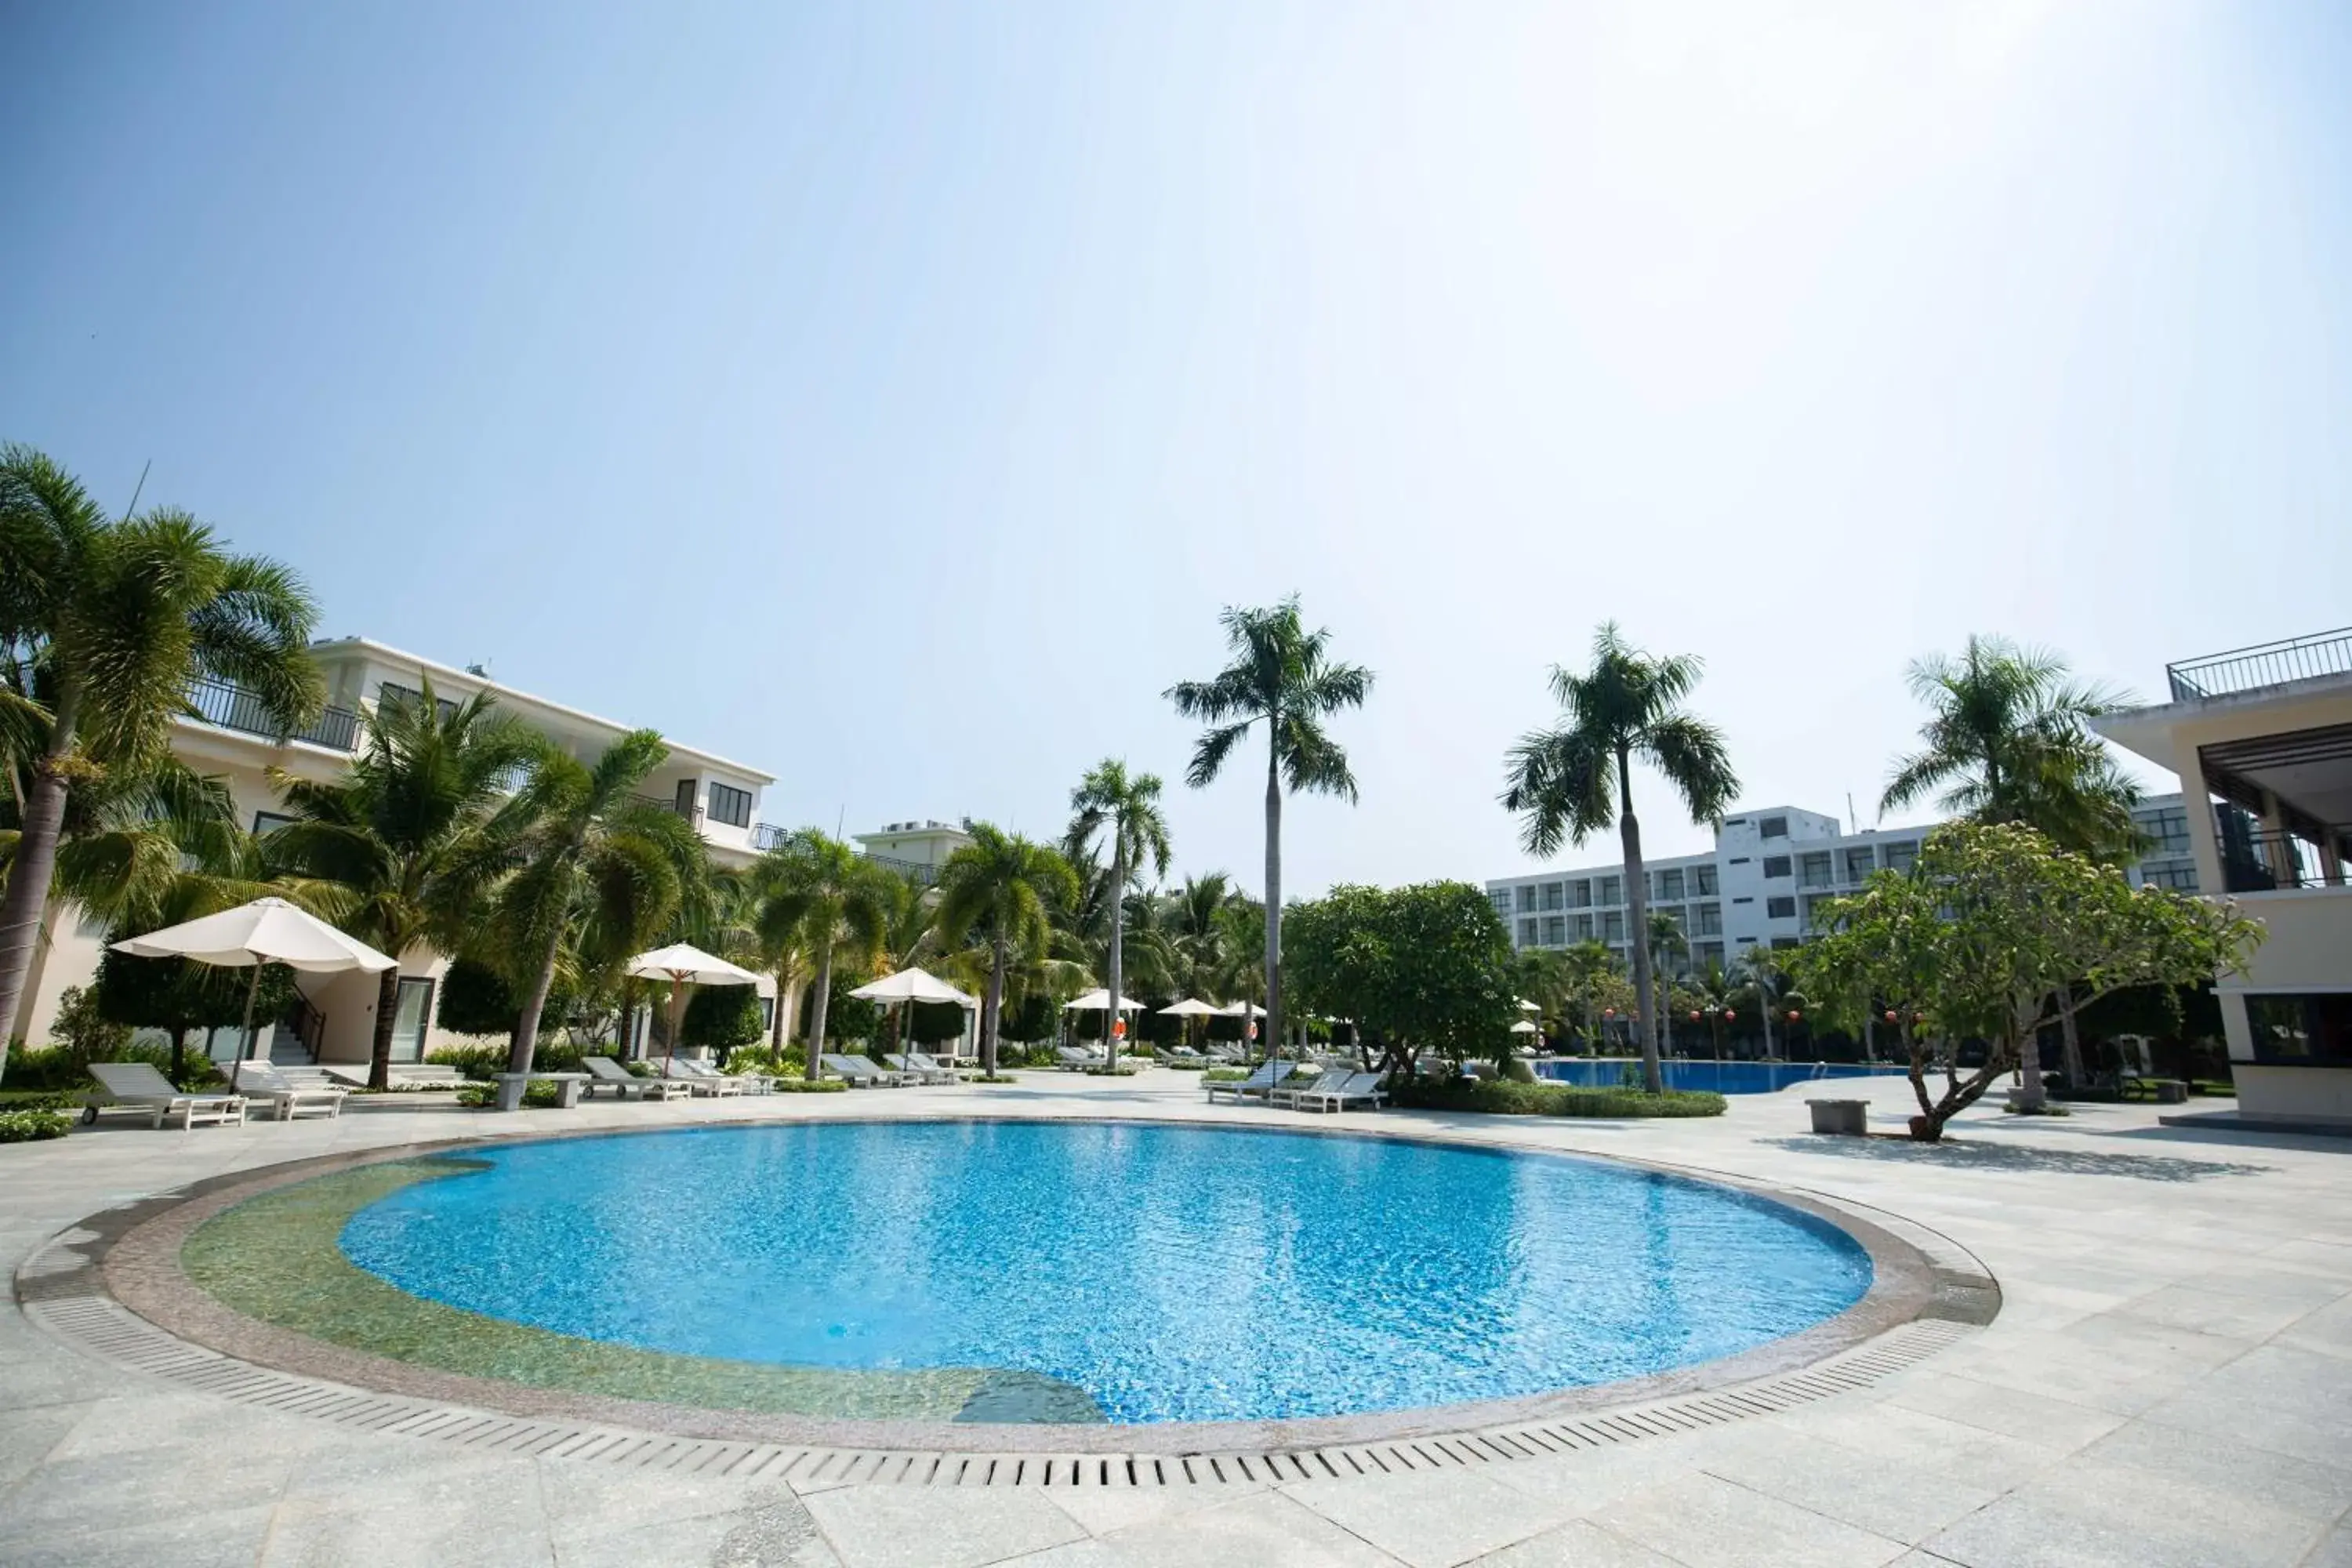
[4,1069,2350,1567]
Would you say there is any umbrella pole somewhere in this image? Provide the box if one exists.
[665,978,688,1078]
[234,961,263,1091]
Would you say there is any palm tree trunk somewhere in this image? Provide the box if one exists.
[1759,982,1776,1061]
[1263,735,1283,1064]
[982,934,1007,1076]
[803,946,834,1083]
[1617,747,1663,1095]
[768,973,788,1054]
[509,926,566,1077]
[368,964,402,1091]
[0,697,78,1082]
[1106,844,1126,1071]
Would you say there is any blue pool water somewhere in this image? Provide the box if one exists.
[1539,1059,1911,1095]
[339,1122,1871,1425]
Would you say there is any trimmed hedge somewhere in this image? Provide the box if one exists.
[0,1107,72,1142]
[1387,1077,1726,1119]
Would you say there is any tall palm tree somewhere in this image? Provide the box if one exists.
[269,684,539,1087]
[1646,909,1689,1059]
[1555,938,1621,1053]
[1501,624,1738,1094]
[1067,760,1171,1069]
[0,446,321,1078]
[497,731,702,1076]
[1688,960,1739,1062]
[1737,945,1786,1062]
[750,831,896,1081]
[1166,597,1373,1059]
[1884,634,2142,1095]
[933,824,1080,1076]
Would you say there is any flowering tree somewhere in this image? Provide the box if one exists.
[1795,822,2262,1141]
[1286,881,1516,1077]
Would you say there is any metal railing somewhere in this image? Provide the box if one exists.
[2169,627,2352,702]
[2220,827,2349,894]
[186,677,360,752]
[867,851,939,887]
[630,793,700,820]
[751,822,795,852]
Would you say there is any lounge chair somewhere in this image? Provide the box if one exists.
[1054,1047,1105,1072]
[1291,1070,1388,1114]
[671,1058,771,1094]
[84,1062,247,1130]
[227,1062,347,1120]
[1203,1061,1285,1103]
[822,1053,906,1087]
[659,1058,746,1096]
[1268,1068,1353,1110]
[885,1052,959,1085]
[1160,1044,1207,1065]
[583,1055,694,1100]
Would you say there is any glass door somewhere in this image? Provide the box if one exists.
[390,977,434,1062]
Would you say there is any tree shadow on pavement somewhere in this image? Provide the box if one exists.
[1757,1135,2275,1182]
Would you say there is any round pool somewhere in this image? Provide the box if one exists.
[328,1122,1871,1425]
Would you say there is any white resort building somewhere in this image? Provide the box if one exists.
[2095,626,2352,1130]
[11,638,787,1069]
[1486,795,2203,976]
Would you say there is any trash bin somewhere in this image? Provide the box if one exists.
[1806,1098,1868,1135]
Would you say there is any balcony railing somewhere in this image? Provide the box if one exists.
[186,678,360,752]
[2169,627,2352,702]
[2220,827,2349,894]
[751,822,794,852]
[630,793,700,820]
[868,851,939,887]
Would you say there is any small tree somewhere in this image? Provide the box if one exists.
[1796,822,2262,1140]
[681,983,763,1063]
[95,953,294,1081]
[1287,881,1516,1079]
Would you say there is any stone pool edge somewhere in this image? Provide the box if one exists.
[53,1114,1998,1458]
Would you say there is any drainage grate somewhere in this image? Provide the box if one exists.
[25,1290,1975,1488]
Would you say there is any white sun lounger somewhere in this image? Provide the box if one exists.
[1203,1061,1285,1103]
[1267,1068,1353,1110]
[226,1062,347,1120]
[85,1062,247,1130]
[822,1054,906,1087]
[676,1057,772,1094]
[582,1055,694,1100]
[885,1053,959,1085]
[1293,1071,1388,1114]
[659,1058,746,1096]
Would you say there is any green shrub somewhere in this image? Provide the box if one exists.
[769,1078,848,1094]
[1203,1066,1250,1082]
[724,1045,807,1079]
[0,1108,72,1142]
[428,1041,587,1080]
[453,1078,571,1109]
[5,1040,221,1093]
[1386,1077,1726,1119]
[49,985,134,1063]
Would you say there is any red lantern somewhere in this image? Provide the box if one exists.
[1787,1010,1802,1023]
[1911,1011,1926,1024]
[1722,1009,1736,1021]
[1884,1010,1898,1023]
[1603,1007,1616,1019]
[1689,1011,1701,1022]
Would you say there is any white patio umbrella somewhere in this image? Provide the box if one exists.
[851,967,977,1060]
[1062,988,1145,1013]
[111,897,395,1087]
[627,942,763,1076]
[1515,998,1541,1013]
[1509,1019,1541,1034]
[1158,997,1219,1053]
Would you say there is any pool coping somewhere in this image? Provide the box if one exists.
[27,1112,2001,1460]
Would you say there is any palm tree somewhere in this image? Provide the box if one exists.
[933,824,1080,1076]
[750,831,896,1081]
[1501,624,1738,1094]
[496,731,702,1076]
[1646,909,1690,1059]
[1737,945,1787,1062]
[1066,760,1171,1069]
[269,684,539,1087]
[1688,961,1739,1062]
[1555,938,1621,1053]
[1884,635,2143,1096]
[0,446,321,1079]
[1166,597,1373,1059]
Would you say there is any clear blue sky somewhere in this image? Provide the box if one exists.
[5,3,2347,895]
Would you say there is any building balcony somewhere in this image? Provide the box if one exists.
[186,677,360,752]
[2221,826,2351,895]
[2169,626,2352,702]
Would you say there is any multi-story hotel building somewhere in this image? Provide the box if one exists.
[2095,626,2352,1129]
[10,637,786,1069]
[1485,794,2203,978]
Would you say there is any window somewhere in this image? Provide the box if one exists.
[1766,895,1796,920]
[1541,881,1564,911]
[1762,856,1791,879]
[1695,902,1722,935]
[707,781,752,829]
[1760,815,1788,838]
[252,811,293,837]
[1883,840,1919,873]
[1569,879,1592,907]
[2247,994,2352,1065]
[1771,936,1802,950]
[2138,807,2192,857]
[1727,857,1750,866]
[759,996,776,1032]
[1519,918,1538,947]
[675,779,700,817]
[1695,941,1724,969]
[1843,847,1875,882]
[1599,875,1622,905]
[376,682,456,723]
[1488,890,1513,915]
[1658,868,1686,901]
[1798,852,1833,887]
[390,976,435,1063]
[1693,865,1719,895]
[1602,911,1626,942]
[2142,863,2199,892]
[1732,895,1754,905]
[1572,913,1594,939]
[1541,916,1566,946]
[1517,886,1537,913]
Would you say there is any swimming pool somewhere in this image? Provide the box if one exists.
[1538,1058,1912,1095]
[332,1121,1871,1425]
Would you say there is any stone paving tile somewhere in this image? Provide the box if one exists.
[2136,1344,2352,1468]
[2278,1294,2352,1363]
[1282,1463,1574,1567]
[1588,1472,1911,1568]
[1920,1461,2330,1568]
[1879,1370,2126,1450]
[1051,1489,1410,1567]
[266,1443,554,1568]
[1687,1423,2002,1544]
[2,1502,278,1568]
[799,1483,1087,1568]
[1459,1517,1687,1566]
[0,1399,85,1497]
[2114,1283,2329,1341]
[2071,1419,2352,1524]
[1,1438,297,1540]
[2305,1523,2352,1567]
[1038,1476,1270,1537]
